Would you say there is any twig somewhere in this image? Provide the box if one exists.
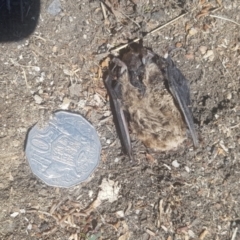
[231,227,238,240]
[230,123,240,129]
[33,35,47,42]
[120,10,141,28]
[210,14,240,26]
[110,12,187,53]
[100,1,107,20]
[218,56,234,82]
[22,68,31,89]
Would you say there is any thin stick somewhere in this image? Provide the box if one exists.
[110,12,187,53]
[150,12,187,35]
[120,10,141,28]
[22,68,31,89]
[231,227,238,240]
[100,1,107,20]
[210,14,240,26]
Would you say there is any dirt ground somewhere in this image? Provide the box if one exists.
[0,0,240,239]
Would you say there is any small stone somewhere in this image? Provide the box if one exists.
[93,94,103,107]
[48,0,61,16]
[27,224,32,230]
[203,50,214,61]
[52,46,58,53]
[60,97,71,110]
[116,210,124,218]
[10,212,19,218]
[172,160,180,168]
[185,53,195,60]
[63,68,71,76]
[33,66,40,72]
[88,190,93,198]
[78,99,87,108]
[34,95,43,104]
[188,27,198,36]
[135,209,140,214]
[226,92,232,100]
[188,229,195,238]
[185,166,190,172]
[19,209,26,214]
[199,46,207,55]
[175,42,182,48]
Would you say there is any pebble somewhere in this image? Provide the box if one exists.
[185,166,190,172]
[10,212,19,218]
[226,92,232,100]
[12,140,20,147]
[172,160,180,168]
[199,46,207,55]
[203,50,215,61]
[60,97,71,110]
[116,210,124,218]
[47,0,62,16]
[34,95,43,104]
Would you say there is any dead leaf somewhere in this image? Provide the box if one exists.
[203,50,214,61]
[203,23,211,32]
[199,46,208,55]
[118,232,130,240]
[118,221,130,240]
[185,22,191,32]
[199,0,206,5]
[100,57,110,69]
[116,210,125,218]
[146,229,156,236]
[112,221,121,231]
[196,4,212,18]
[84,178,120,214]
[98,57,110,79]
[98,178,121,203]
[175,42,183,48]
[216,0,222,7]
[104,0,125,22]
[145,153,156,165]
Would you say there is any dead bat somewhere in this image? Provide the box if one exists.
[105,47,198,159]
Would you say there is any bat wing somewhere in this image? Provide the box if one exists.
[166,57,198,147]
[105,72,133,160]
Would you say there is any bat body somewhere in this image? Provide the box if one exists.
[105,47,198,159]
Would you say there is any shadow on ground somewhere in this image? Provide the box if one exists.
[0,0,40,42]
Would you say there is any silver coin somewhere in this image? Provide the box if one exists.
[25,111,101,188]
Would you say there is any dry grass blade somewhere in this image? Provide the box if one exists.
[110,12,187,53]
[231,227,238,240]
[100,1,107,20]
[210,14,240,26]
